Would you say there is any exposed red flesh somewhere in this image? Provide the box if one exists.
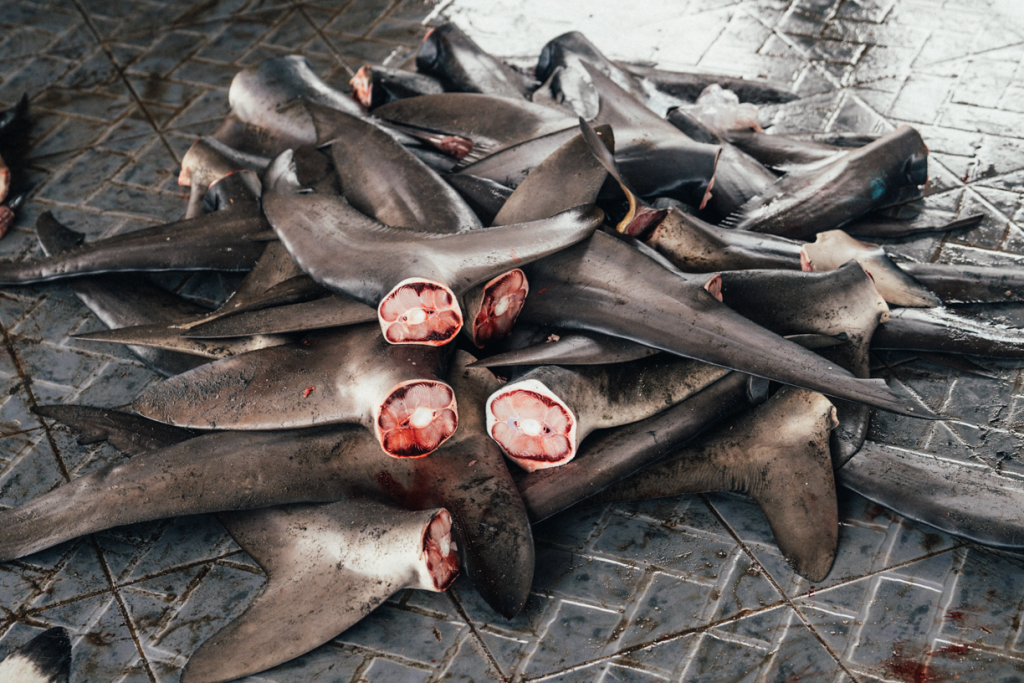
[434,134,473,161]
[0,206,13,239]
[622,206,668,240]
[800,248,814,272]
[350,65,374,109]
[471,269,528,347]
[703,274,723,301]
[378,279,463,346]
[422,509,460,591]
[376,379,458,458]
[699,152,720,210]
[0,154,8,203]
[177,164,191,187]
[486,382,576,472]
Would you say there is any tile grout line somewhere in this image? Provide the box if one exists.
[67,0,184,165]
[445,590,512,681]
[699,494,864,683]
[89,536,159,683]
[0,317,71,483]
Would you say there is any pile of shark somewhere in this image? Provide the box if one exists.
[2,22,1024,682]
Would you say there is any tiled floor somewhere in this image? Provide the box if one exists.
[1,0,1024,681]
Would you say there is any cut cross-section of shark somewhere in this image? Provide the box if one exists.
[591,387,840,582]
[516,371,760,522]
[350,64,445,110]
[132,323,457,458]
[519,230,934,419]
[181,499,458,683]
[460,123,612,347]
[486,357,729,472]
[263,150,602,345]
[27,351,534,620]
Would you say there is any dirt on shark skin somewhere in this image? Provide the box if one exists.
[181,499,459,683]
[263,150,601,346]
[485,355,728,472]
[18,352,534,621]
[591,386,840,582]
[723,125,929,238]
[132,323,457,458]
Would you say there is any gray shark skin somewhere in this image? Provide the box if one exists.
[172,241,311,331]
[32,404,198,453]
[182,292,377,339]
[308,101,482,234]
[518,231,934,419]
[490,126,612,227]
[0,627,72,683]
[18,352,535,620]
[210,114,304,159]
[872,307,1024,358]
[619,63,798,104]
[349,64,445,110]
[644,205,803,272]
[801,230,941,308]
[590,387,840,581]
[443,174,513,224]
[901,261,1024,305]
[0,175,267,285]
[844,208,984,239]
[471,330,658,368]
[133,323,457,458]
[664,107,778,219]
[373,93,575,164]
[716,263,890,466]
[838,441,1024,548]
[73,321,292,359]
[535,31,651,116]
[35,212,210,376]
[720,128,848,169]
[182,500,458,683]
[584,63,721,208]
[471,331,840,370]
[455,126,581,189]
[485,356,728,472]
[179,137,270,219]
[307,102,525,349]
[723,125,929,238]
[228,55,365,148]
[65,230,308,358]
[417,22,535,98]
[515,371,757,522]
[263,150,602,345]
[461,124,611,347]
